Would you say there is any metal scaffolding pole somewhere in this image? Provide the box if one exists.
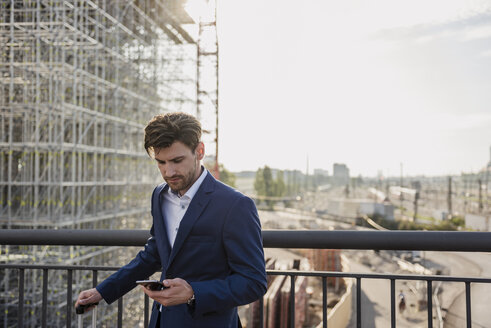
[196,0,219,178]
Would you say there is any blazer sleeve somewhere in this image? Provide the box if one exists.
[189,195,267,315]
[96,225,162,304]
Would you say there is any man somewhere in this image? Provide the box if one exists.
[398,290,406,314]
[76,112,267,327]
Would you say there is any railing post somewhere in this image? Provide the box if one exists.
[465,282,471,328]
[356,277,361,328]
[390,279,395,328]
[144,294,149,328]
[67,269,73,328]
[259,295,264,328]
[322,276,327,328]
[18,268,25,328]
[118,297,123,328]
[289,275,295,328]
[92,270,99,327]
[42,268,48,328]
[427,280,433,328]
[92,270,98,287]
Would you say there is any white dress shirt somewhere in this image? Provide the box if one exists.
[162,168,208,247]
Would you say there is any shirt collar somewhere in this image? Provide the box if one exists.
[167,166,208,201]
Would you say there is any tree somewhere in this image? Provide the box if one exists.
[254,167,265,196]
[218,164,236,188]
[204,162,236,188]
[274,170,286,198]
[263,166,274,200]
[254,166,275,208]
[255,166,288,209]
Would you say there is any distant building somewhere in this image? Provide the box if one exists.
[333,163,350,186]
[314,168,329,177]
[327,198,395,221]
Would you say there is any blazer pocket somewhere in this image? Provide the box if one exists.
[186,235,215,243]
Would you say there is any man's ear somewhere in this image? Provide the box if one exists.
[196,142,205,160]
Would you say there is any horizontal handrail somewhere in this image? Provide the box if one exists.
[1,229,491,251]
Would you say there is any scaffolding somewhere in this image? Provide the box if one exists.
[0,0,199,326]
[196,0,219,177]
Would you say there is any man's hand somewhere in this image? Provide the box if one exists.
[75,288,103,313]
[140,278,193,307]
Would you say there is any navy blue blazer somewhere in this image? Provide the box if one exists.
[96,172,267,327]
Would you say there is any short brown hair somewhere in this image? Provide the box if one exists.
[144,112,202,157]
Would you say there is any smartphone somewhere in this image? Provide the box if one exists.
[136,280,168,291]
[75,302,98,314]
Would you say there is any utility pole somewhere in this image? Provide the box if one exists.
[478,179,483,213]
[305,155,309,191]
[486,166,490,215]
[447,176,452,218]
[413,191,420,222]
[400,163,404,217]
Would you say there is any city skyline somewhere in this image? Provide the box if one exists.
[216,0,491,177]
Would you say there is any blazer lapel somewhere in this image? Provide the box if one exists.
[166,174,215,269]
[153,184,171,267]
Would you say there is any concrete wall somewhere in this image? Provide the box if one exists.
[433,209,449,221]
[327,278,353,328]
[327,199,394,220]
[316,254,353,328]
[465,214,490,231]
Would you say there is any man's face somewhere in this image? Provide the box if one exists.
[154,141,204,196]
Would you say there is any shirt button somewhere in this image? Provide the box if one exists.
[181,205,185,209]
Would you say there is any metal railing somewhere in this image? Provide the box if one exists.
[2,229,491,328]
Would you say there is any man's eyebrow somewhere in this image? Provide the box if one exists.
[170,156,184,162]
[155,156,184,163]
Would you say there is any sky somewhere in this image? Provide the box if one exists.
[214,0,491,177]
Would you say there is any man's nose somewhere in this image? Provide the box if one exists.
[165,165,176,177]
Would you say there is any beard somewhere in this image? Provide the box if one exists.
[165,161,199,195]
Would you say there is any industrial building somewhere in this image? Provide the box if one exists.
[0,0,217,326]
[332,163,349,186]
